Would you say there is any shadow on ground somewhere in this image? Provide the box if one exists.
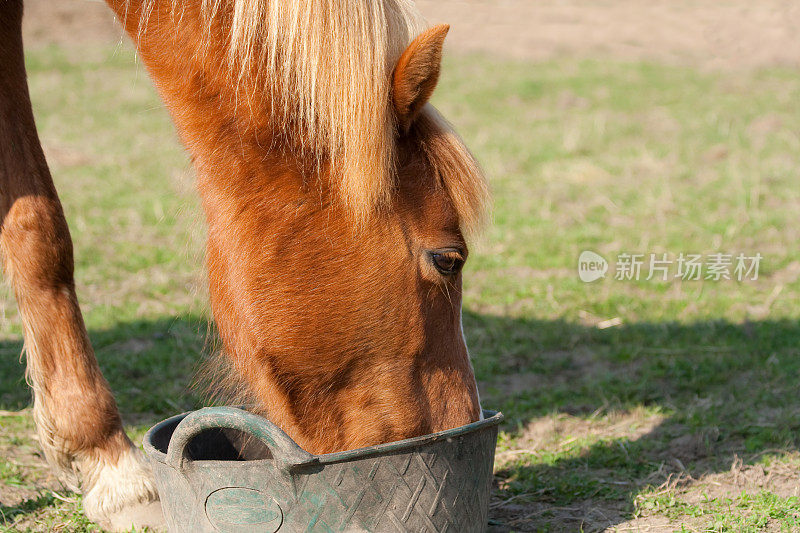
[3,312,800,531]
[0,316,211,418]
[0,494,59,525]
[465,311,800,531]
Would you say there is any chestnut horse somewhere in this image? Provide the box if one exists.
[0,0,488,529]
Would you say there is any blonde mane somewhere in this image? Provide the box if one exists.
[132,0,488,229]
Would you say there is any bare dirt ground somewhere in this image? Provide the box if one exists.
[23,0,800,70]
[22,0,122,47]
[418,0,800,70]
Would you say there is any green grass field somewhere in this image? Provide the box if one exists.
[2,42,800,532]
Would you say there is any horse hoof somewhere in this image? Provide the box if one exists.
[80,445,162,530]
[100,499,166,532]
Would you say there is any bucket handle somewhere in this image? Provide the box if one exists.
[166,406,317,473]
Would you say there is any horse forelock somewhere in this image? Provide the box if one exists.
[126,0,488,234]
[412,107,491,237]
[129,0,427,219]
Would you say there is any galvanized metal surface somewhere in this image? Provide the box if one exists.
[144,406,503,532]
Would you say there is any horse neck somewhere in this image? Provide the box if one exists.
[106,1,299,201]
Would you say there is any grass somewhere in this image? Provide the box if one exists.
[634,491,800,532]
[1,42,800,531]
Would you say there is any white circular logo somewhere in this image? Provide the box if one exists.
[578,251,608,282]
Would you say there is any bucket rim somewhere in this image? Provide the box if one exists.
[144,408,503,466]
[317,409,503,465]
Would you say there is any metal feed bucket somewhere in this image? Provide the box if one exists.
[144,406,503,532]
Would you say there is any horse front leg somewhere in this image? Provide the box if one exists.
[0,2,161,530]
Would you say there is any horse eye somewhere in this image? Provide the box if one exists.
[429,250,465,276]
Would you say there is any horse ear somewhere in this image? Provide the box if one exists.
[392,24,450,131]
